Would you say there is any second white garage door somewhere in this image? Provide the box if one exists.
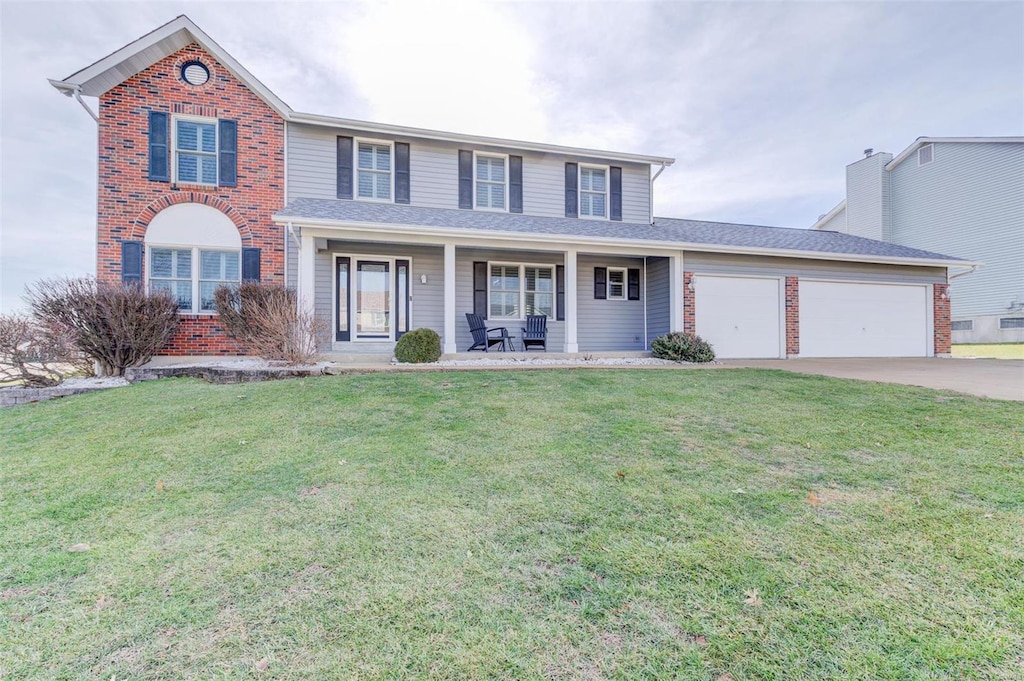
[799,281,929,357]
[694,275,783,358]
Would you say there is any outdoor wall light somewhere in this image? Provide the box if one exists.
[420,274,428,284]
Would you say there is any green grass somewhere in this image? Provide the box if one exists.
[953,343,1024,359]
[2,370,1022,680]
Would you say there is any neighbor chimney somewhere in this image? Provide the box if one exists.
[863,148,873,158]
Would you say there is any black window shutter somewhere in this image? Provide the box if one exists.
[148,111,169,182]
[121,241,143,285]
[594,266,607,299]
[627,268,640,300]
[473,261,488,315]
[337,136,353,199]
[242,247,261,282]
[610,166,622,221]
[556,265,565,321]
[218,119,238,187]
[458,150,473,209]
[395,142,410,204]
[565,162,578,218]
[509,155,523,213]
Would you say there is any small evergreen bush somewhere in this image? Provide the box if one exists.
[651,331,716,363]
[394,328,442,364]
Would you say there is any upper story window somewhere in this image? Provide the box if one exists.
[475,154,507,211]
[579,165,608,219]
[175,117,218,185]
[918,143,934,165]
[357,140,393,201]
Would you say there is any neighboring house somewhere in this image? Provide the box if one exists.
[813,139,1024,344]
[50,16,970,360]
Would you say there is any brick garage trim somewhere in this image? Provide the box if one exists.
[682,271,695,333]
[785,276,799,357]
[933,282,951,356]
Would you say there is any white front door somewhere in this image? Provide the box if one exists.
[799,281,928,357]
[694,275,784,358]
[336,256,411,342]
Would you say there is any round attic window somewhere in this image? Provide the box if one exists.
[180,61,210,86]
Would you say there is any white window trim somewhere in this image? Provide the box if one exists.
[579,163,610,220]
[473,151,509,212]
[172,114,219,187]
[918,143,934,166]
[354,137,396,203]
[606,266,628,301]
[486,261,556,321]
[147,243,240,315]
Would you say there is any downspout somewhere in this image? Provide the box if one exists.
[643,257,648,349]
[52,83,100,123]
[947,265,978,280]
[649,162,667,226]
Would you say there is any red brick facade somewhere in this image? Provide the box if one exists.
[933,282,951,355]
[682,271,695,333]
[97,43,285,354]
[785,276,799,357]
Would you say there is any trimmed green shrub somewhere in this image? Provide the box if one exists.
[394,328,442,364]
[651,331,716,363]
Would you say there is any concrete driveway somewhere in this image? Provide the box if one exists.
[725,357,1024,401]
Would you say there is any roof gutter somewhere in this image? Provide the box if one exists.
[271,214,977,269]
[48,80,98,123]
[947,264,980,280]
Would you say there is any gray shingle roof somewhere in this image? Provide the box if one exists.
[275,198,965,264]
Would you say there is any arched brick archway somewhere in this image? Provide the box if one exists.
[129,193,253,242]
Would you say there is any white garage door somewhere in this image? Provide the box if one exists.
[694,275,782,358]
[800,281,929,357]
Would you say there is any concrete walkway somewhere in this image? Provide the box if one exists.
[724,357,1024,401]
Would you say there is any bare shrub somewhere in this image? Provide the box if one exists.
[214,283,323,364]
[0,314,91,387]
[26,278,179,377]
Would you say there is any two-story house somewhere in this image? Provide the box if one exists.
[813,139,1024,345]
[50,16,970,359]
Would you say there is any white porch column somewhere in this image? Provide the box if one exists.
[298,230,316,315]
[564,248,579,353]
[443,243,457,354]
[669,251,684,332]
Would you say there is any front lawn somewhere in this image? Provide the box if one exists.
[2,370,1022,679]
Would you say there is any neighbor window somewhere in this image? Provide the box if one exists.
[489,263,555,319]
[1000,317,1024,329]
[918,143,934,166]
[175,118,218,185]
[950,320,973,331]
[580,165,608,218]
[606,267,626,300]
[475,154,507,210]
[149,246,239,313]
[357,141,392,200]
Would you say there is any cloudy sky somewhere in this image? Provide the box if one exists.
[1,0,1021,312]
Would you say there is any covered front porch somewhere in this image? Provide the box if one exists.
[289,226,687,356]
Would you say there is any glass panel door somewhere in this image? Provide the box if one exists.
[356,261,390,339]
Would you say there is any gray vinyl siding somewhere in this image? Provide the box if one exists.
[683,252,946,284]
[577,255,647,351]
[455,249,565,352]
[645,257,671,346]
[845,153,892,241]
[287,122,652,222]
[285,236,298,289]
[889,142,1024,317]
[313,240,445,349]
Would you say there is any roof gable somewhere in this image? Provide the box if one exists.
[49,15,291,117]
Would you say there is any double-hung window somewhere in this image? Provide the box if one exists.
[579,165,608,218]
[149,247,239,313]
[606,267,626,300]
[175,118,218,185]
[489,263,554,319]
[357,141,392,200]
[475,154,507,210]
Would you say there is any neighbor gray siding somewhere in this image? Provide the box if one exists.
[645,257,671,346]
[889,141,1024,317]
[577,255,647,351]
[287,123,652,222]
[845,152,892,241]
[683,252,946,284]
[815,204,847,233]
